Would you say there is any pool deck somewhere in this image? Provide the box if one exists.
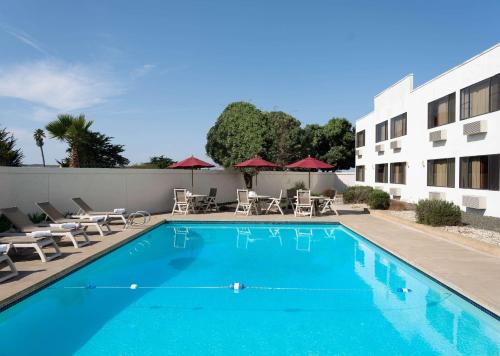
[1,209,500,317]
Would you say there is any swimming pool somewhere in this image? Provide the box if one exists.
[0,222,498,355]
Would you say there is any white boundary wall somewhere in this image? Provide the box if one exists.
[0,167,354,215]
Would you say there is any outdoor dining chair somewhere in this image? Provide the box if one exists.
[172,189,193,215]
[294,190,314,218]
[202,188,219,212]
[265,190,284,215]
[235,189,257,216]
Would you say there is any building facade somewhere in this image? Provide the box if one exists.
[355,44,500,217]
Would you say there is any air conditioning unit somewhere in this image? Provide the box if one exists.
[463,120,487,136]
[356,149,363,158]
[429,192,446,200]
[462,195,487,209]
[389,187,401,197]
[375,144,385,153]
[390,140,401,150]
[429,129,447,142]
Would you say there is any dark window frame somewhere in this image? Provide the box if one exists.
[356,130,365,148]
[356,165,365,182]
[428,93,456,129]
[390,113,407,139]
[427,158,455,188]
[460,73,500,120]
[375,121,388,143]
[390,162,406,185]
[375,163,388,183]
[459,154,500,191]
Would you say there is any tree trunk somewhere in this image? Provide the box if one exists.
[40,146,46,167]
[243,172,253,189]
[69,145,79,168]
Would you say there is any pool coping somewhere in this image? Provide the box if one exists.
[1,216,499,321]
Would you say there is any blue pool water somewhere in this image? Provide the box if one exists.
[0,222,499,355]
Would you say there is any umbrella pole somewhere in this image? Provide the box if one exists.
[308,171,311,190]
[191,169,194,191]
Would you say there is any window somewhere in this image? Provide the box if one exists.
[375,121,388,143]
[356,130,365,148]
[459,155,499,191]
[428,93,455,128]
[460,74,500,120]
[427,158,455,188]
[390,113,407,138]
[375,163,388,183]
[356,166,365,182]
[390,162,406,184]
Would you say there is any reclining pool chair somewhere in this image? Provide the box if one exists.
[0,233,61,263]
[0,244,18,282]
[0,207,90,249]
[72,197,128,227]
[37,202,111,237]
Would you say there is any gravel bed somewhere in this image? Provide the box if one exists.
[385,210,500,247]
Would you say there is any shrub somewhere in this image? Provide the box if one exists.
[0,215,11,233]
[415,199,461,226]
[292,181,306,190]
[322,188,336,198]
[29,212,48,224]
[343,185,373,203]
[368,189,390,210]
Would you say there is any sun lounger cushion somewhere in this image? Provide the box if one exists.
[30,230,52,238]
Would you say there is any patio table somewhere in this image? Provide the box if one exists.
[249,195,270,214]
[188,194,207,213]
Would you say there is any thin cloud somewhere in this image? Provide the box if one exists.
[0,60,123,111]
[131,64,156,78]
[1,24,48,55]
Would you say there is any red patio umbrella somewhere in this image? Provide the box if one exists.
[169,155,215,190]
[286,156,334,189]
[234,155,280,186]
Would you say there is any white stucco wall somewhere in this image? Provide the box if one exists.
[355,44,500,217]
[0,167,354,215]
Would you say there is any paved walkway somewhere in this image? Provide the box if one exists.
[1,209,499,317]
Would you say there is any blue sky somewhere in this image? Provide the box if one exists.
[0,0,499,165]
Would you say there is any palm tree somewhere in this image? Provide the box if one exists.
[45,114,93,168]
[33,129,46,167]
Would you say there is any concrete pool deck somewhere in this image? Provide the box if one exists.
[1,210,499,317]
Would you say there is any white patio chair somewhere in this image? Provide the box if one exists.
[319,190,338,215]
[0,244,18,282]
[235,189,257,215]
[265,190,284,215]
[172,189,193,215]
[294,190,314,218]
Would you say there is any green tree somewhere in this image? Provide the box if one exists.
[46,114,93,168]
[206,102,271,167]
[33,129,46,167]
[132,155,175,169]
[0,127,23,166]
[321,118,355,170]
[57,131,129,168]
[265,111,302,165]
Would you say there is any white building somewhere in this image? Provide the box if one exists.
[355,44,500,217]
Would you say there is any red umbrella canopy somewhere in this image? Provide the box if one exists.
[169,156,215,169]
[286,156,334,170]
[234,155,280,168]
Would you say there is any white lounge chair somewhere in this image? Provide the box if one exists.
[265,190,284,215]
[294,190,314,218]
[235,189,257,216]
[172,189,193,215]
[37,202,111,237]
[0,244,18,282]
[72,197,128,226]
[0,207,90,248]
[0,233,61,263]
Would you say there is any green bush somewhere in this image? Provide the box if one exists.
[343,185,373,203]
[293,181,306,190]
[0,215,11,233]
[29,212,48,224]
[416,199,461,226]
[367,189,390,210]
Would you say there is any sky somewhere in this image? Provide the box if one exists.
[0,0,499,165]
